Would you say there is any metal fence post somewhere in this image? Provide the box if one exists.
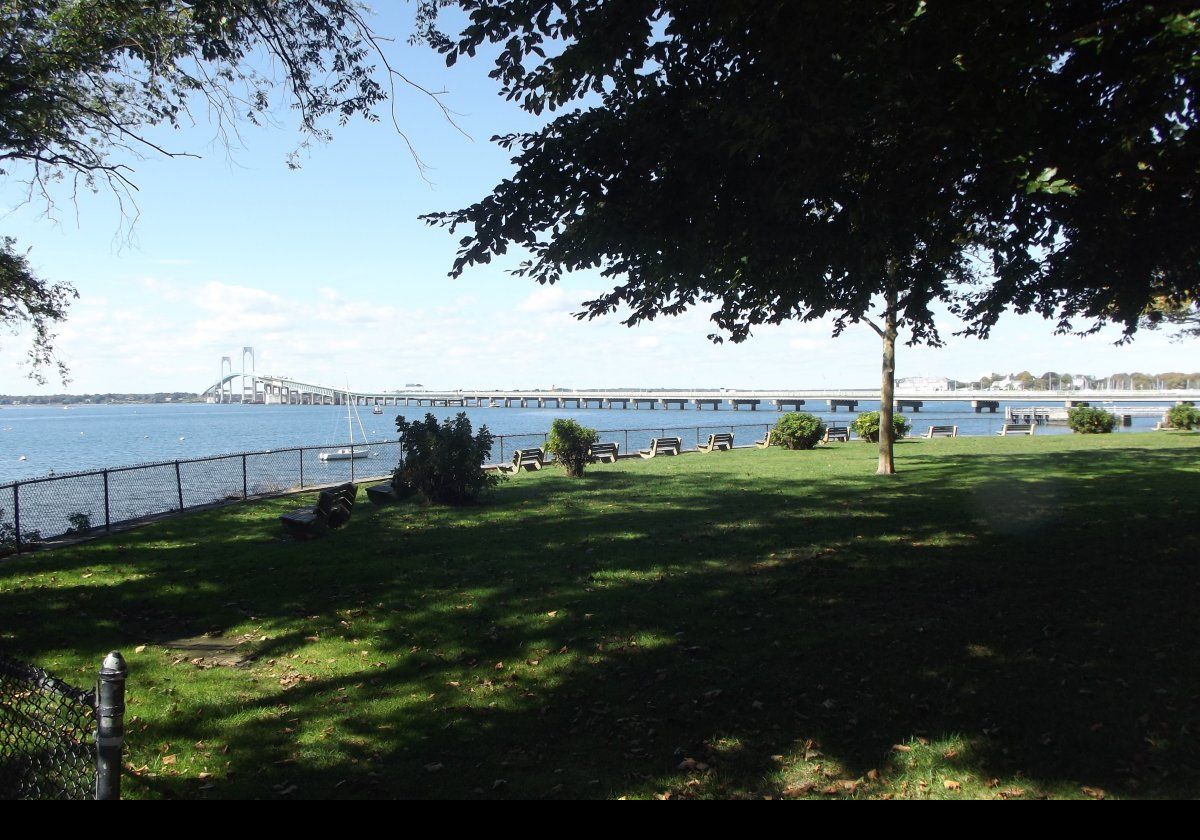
[174,461,184,510]
[242,454,248,499]
[95,650,127,800]
[299,448,305,489]
[103,470,111,532]
[499,435,505,463]
[13,483,20,554]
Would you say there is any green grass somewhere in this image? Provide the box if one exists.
[3,431,1199,799]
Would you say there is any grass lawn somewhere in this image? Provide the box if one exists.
[2,431,1199,799]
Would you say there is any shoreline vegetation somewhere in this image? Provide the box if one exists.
[0,393,201,406]
[2,432,1198,799]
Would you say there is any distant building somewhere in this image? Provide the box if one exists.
[896,376,950,392]
[989,376,1026,391]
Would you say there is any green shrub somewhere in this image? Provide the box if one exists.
[0,509,41,557]
[851,411,911,442]
[394,413,501,505]
[772,412,826,450]
[545,418,600,477]
[1067,406,1118,434]
[1165,404,1200,430]
[67,512,92,533]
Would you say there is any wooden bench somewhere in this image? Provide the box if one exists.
[589,442,620,463]
[698,432,734,453]
[998,423,1035,436]
[755,430,773,449]
[823,426,850,443]
[925,425,958,438]
[499,448,545,473]
[639,437,682,458]
[281,483,357,539]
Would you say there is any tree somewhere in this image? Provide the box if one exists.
[0,237,75,383]
[1,0,446,381]
[421,2,1200,474]
[1140,298,1200,341]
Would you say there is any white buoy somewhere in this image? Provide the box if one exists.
[18,455,26,461]
[179,436,185,441]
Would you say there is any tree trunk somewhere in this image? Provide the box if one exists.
[878,286,898,475]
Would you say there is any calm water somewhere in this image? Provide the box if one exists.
[0,399,1172,485]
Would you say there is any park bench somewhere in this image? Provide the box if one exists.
[499,448,545,473]
[639,437,682,458]
[589,441,620,462]
[281,483,357,539]
[925,425,958,438]
[698,432,735,453]
[823,426,850,443]
[366,481,401,505]
[998,423,1035,436]
[755,429,774,448]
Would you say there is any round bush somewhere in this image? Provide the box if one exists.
[1067,406,1118,434]
[546,418,600,477]
[394,412,499,505]
[851,411,911,442]
[771,412,826,450]
[1165,404,1200,430]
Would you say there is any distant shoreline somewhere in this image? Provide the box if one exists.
[0,394,201,407]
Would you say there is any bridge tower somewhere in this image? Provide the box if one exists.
[219,356,233,403]
[241,346,256,404]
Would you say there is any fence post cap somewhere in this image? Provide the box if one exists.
[100,651,127,677]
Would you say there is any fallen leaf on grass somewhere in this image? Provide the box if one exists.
[782,782,817,798]
[944,780,962,791]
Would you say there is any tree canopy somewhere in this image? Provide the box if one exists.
[1,0,440,381]
[422,1,1200,472]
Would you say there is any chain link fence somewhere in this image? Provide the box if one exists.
[1,441,401,554]
[0,652,126,800]
[0,414,1074,555]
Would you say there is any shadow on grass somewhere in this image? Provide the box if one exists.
[2,441,1198,798]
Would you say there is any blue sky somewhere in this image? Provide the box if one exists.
[1,6,1194,395]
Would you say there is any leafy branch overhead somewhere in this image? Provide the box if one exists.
[0,1,452,381]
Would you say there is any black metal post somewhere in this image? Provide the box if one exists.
[242,454,248,499]
[95,650,127,800]
[13,484,20,554]
[174,461,184,510]
[103,470,111,532]
[299,448,304,489]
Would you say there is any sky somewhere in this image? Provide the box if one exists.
[1,6,1195,396]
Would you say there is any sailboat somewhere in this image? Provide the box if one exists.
[319,390,371,461]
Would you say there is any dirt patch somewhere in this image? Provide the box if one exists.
[162,634,258,668]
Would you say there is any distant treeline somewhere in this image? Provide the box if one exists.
[972,371,1200,390]
[0,392,201,405]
